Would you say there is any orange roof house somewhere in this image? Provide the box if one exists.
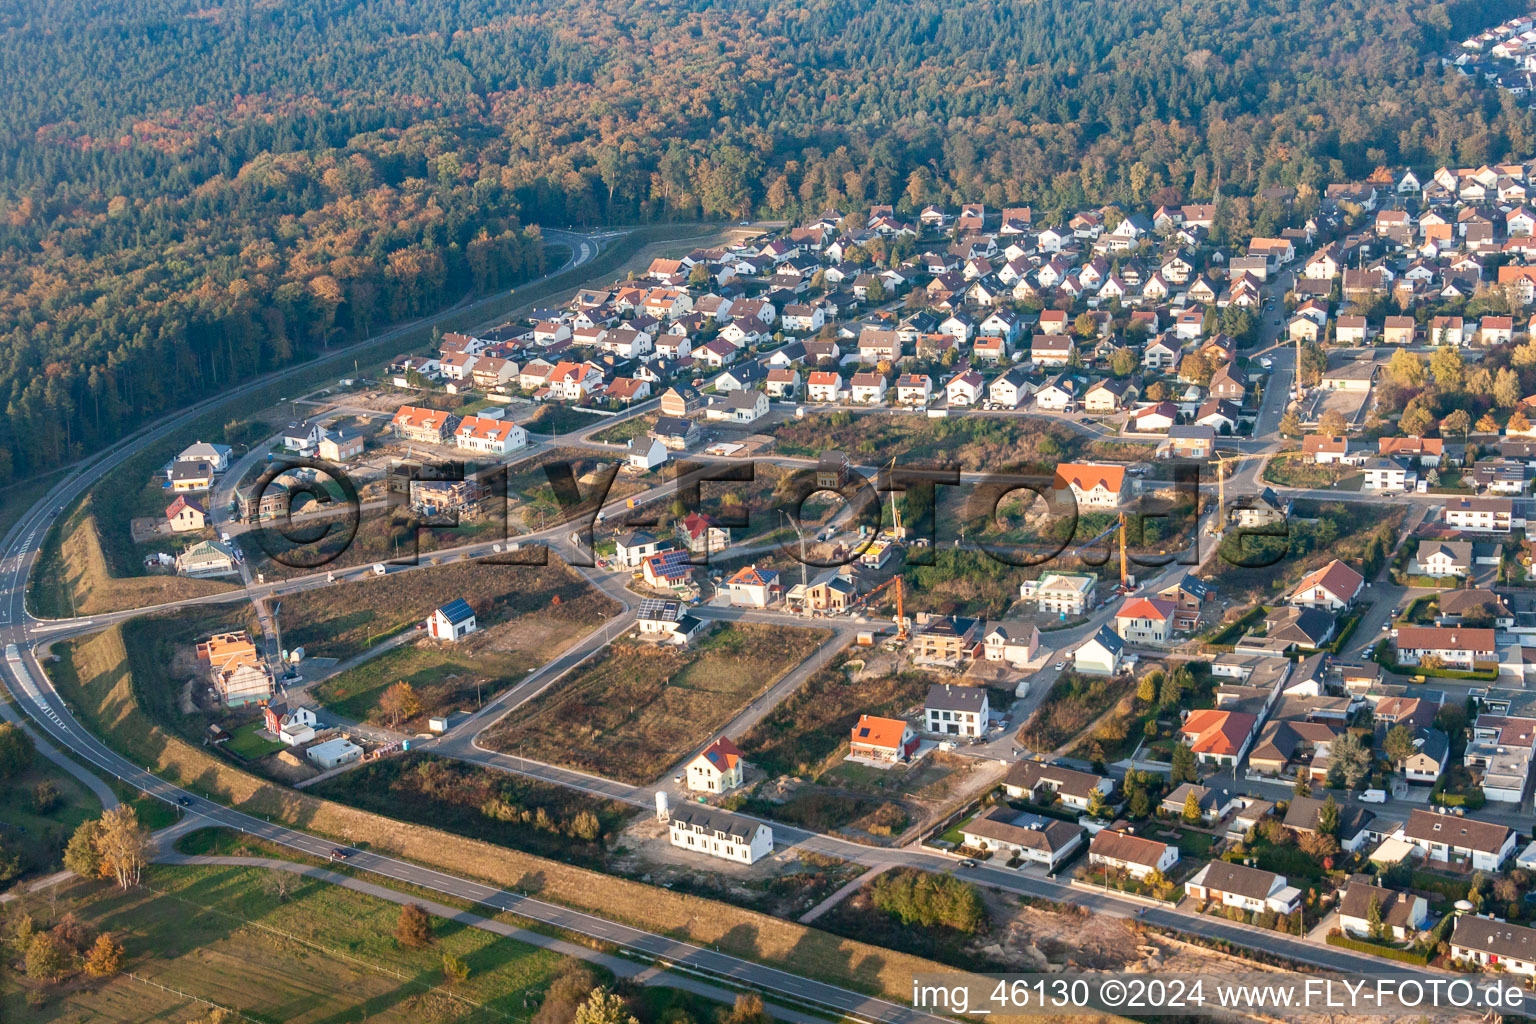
[391,405,453,442]
[1180,708,1260,763]
[849,715,918,763]
[1117,597,1173,622]
[1052,463,1128,508]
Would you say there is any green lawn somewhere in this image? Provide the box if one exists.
[225,721,285,760]
[1175,828,1216,857]
[311,643,534,728]
[0,758,104,884]
[936,812,980,847]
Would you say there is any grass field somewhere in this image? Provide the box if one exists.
[2,863,576,1024]
[484,624,831,784]
[225,721,285,760]
[0,755,104,885]
[312,644,534,729]
[276,557,617,661]
[28,494,239,617]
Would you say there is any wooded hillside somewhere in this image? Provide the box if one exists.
[0,0,1528,479]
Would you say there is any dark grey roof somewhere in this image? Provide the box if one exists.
[925,684,988,714]
[1198,860,1281,900]
[1088,624,1125,654]
[652,416,695,436]
[670,804,765,843]
[1453,915,1536,960]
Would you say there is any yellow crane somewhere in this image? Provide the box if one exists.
[1071,511,1132,593]
[1210,448,1316,537]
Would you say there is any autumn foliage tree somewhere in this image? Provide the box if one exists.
[395,903,435,948]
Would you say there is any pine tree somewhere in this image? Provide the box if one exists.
[1170,742,1197,783]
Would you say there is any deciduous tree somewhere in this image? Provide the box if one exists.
[395,903,435,949]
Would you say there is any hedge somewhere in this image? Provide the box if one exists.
[1326,932,1430,965]
[1370,640,1499,681]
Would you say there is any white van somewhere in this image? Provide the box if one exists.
[372,563,388,576]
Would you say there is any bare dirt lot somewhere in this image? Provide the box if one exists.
[483,623,832,785]
[612,813,866,919]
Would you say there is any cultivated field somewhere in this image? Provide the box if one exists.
[1,863,574,1024]
[484,623,831,784]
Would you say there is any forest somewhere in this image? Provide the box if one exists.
[0,0,1533,478]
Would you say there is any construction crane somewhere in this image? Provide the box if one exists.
[1210,449,1314,538]
[860,574,909,640]
[1070,511,1132,593]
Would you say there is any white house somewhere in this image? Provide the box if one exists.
[923,684,990,739]
[455,415,528,455]
[945,370,984,406]
[667,805,773,864]
[1286,560,1364,611]
[614,530,665,568]
[685,736,745,793]
[1074,626,1124,676]
[1115,597,1175,644]
[427,599,478,641]
[1362,456,1416,493]
[1004,761,1113,811]
[806,372,844,402]
[959,810,1085,870]
[1088,829,1179,880]
[1185,861,1301,915]
[306,737,363,770]
[982,624,1039,666]
[1398,808,1515,872]
[1053,463,1126,510]
[1025,572,1096,616]
[1451,916,1536,977]
[1338,881,1429,941]
[627,437,669,472]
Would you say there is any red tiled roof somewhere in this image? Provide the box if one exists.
[1181,709,1258,756]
